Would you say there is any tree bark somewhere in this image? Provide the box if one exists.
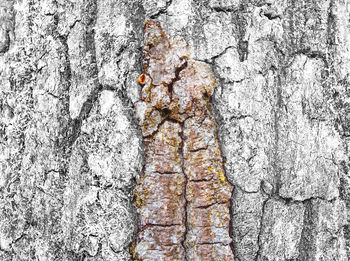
[0,0,349,260]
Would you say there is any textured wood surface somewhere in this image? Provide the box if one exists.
[0,1,349,260]
[131,20,234,261]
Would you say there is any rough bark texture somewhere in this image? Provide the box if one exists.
[131,20,234,260]
[0,0,349,261]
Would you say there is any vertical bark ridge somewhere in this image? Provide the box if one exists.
[131,20,234,260]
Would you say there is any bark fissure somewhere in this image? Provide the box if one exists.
[179,121,188,261]
[67,0,101,148]
[298,200,316,261]
[254,197,270,261]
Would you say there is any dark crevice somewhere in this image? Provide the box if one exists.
[197,242,230,245]
[278,194,337,204]
[69,19,81,30]
[66,0,100,148]
[273,72,283,195]
[167,60,188,97]
[293,48,328,67]
[325,0,350,257]
[189,146,208,153]
[195,201,228,209]
[152,171,179,175]
[0,2,13,53]
[67,83,103,146]
[142,113,171,139]
[223,78,247,85]
[238,40,249,62]
[0,29,10,53]
[262,10,281,20]
[142,223,182,228]
[234,2,250,62]
[112,86,142,135]
[50,12,73,154]
[254,197,270,261]
[149,0,173,19]
[179,120,188,261]
[161,108,171,116]
[298,200,316,261]
[209,45,235,63]
[211,6,237,14]
[339,161,350,206]
[142,109,184,139]
[189,177,214,183]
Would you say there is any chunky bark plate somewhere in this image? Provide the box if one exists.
[131,20,234,261]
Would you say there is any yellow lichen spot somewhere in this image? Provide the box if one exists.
[134,185,151,208]
[134,191,143,208]
[129,242,139,261]
[218,170,227,185]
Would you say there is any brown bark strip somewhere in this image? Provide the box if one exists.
[131,20,234,261]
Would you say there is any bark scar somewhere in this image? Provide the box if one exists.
[131,20,234,261]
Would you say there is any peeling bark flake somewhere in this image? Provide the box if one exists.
[130,20,234,261]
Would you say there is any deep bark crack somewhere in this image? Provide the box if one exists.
[254,197,270,261]
[180,120,189,261]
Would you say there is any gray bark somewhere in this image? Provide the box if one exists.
[0,0,349,260]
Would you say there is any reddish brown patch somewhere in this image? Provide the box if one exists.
[132,20,234,260]
[138,74,147,85]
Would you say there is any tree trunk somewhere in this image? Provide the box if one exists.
[0,0,349,260]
